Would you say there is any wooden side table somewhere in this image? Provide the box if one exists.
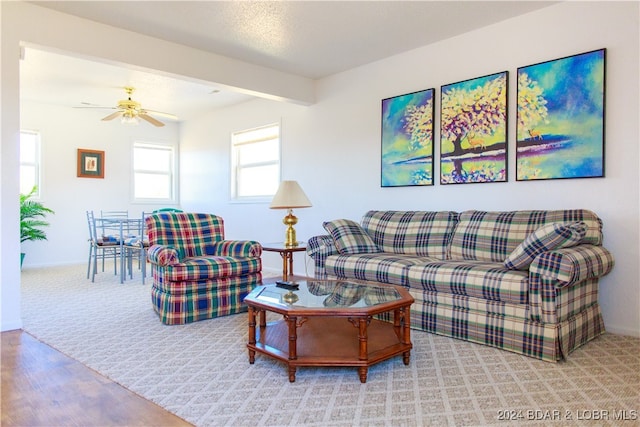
[261,242,307,280]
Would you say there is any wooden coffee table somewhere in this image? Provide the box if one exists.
[244,279,414,383]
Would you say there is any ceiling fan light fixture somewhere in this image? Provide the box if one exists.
[78,86,170,127]
[121,110,139,125]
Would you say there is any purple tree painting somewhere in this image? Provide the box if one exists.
[440,71,508,184]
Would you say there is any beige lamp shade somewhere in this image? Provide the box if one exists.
[270,181,311,248]
[270,181,312,209]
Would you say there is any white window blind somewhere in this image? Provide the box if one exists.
[132,141,177,202]
[20,130,41,196]
[231,123,280,200]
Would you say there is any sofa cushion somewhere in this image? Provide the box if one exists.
[450,210,603,262]
[407,261,529,305]
[504,222,587,270]
[325,253,435,287]
[360,210,458,258]
[323,219,380,254]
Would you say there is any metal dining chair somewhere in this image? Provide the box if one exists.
[86,210,121,282]
[124,211,151,283]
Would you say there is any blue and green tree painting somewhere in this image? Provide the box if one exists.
[516,49,605,180]
[381,88,434,187]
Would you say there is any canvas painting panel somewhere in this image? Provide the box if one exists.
[381,88,435,187]
[516,49,606,180]
[440,71,508,184]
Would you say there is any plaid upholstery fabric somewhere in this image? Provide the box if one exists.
[326,254,436,287]
[151,272,261,325]
[504,222,587,270]
[164,256,261,282]
[361,210,458,258]
[528,245,614,323]
[307,235,339,277]
[146,212,262,324]
[450,210,602,262]
[147,245,181,265]
[529,244,615,285]
[310,209,612,361]
[146,212,225,258]
[407,260,529,305]
[207,240,262,258]
[322,275,605,361]
[322,219,380,254]
[407,288,604,362]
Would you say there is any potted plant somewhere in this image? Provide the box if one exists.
[20,186,54,267]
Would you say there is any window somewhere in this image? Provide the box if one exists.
[20,130,41,196]
[231,123,280,200]
[132,141,177,202]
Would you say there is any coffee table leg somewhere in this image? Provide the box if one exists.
[259,309,266,328]
[402,306,411,365]
[248,306,256,364]
[358,317,368,383]
[287,315,298,382]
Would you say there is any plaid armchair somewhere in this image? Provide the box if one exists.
[146,212,262,325]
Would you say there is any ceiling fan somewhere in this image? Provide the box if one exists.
[76,86,177,127]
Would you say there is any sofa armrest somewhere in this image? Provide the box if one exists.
[528,244,614,324]
[307,235,338,277]
[307,235,338,258]
[529,244,615,287]
[147,244,182,266]
[207,240,262,258]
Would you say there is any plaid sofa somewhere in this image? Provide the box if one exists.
[146,212,262,325]
[307,210,614,362]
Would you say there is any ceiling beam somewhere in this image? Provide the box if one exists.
[9,2,316,106]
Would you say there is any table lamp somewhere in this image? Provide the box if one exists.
[270,180,312,247]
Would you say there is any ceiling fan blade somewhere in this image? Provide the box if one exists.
[143,109,178,120]
[101,111,123,121]
[74,105,117,110]
[139,113,165,127]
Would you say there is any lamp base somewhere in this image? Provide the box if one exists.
[283,210,298,247]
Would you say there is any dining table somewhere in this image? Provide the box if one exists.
[96,217,144,284]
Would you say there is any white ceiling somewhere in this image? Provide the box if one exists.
[22,1,556,122]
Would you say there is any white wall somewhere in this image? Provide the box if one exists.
[19,101,180,268]
[180,2,640,336]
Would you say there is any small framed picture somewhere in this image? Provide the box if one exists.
[77,148,104,179]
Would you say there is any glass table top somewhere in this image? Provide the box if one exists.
[252,279,402,309]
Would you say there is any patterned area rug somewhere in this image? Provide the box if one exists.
[21,264,640,426]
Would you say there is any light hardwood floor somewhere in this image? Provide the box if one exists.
[1,329,193,427]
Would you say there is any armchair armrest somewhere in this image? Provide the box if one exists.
[147,244,182,266]
[207,240,262,258]
[529,244,615,287]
